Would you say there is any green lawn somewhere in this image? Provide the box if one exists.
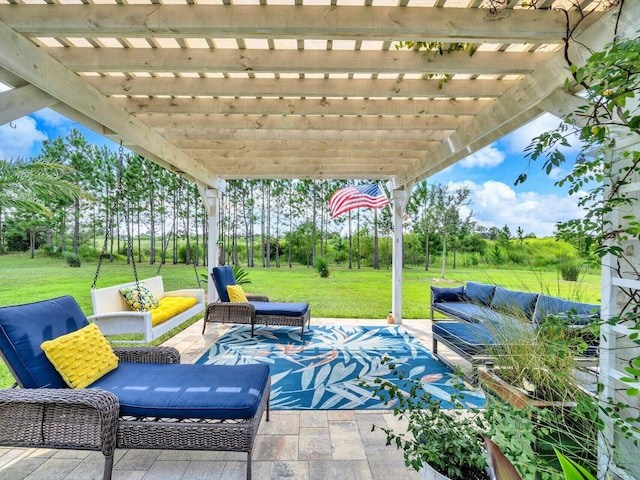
[0,252,602,388]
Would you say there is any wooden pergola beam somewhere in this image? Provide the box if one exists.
[88,77,516,98]
[47,49,552,76]
[0,5,598,44]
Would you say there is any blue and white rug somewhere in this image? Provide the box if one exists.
[195,324,484,410]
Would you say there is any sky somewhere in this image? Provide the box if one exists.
[0,88,584,238]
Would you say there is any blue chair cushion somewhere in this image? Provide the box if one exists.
[532,294,600,325]
[90,362,270,420]
[0,296,89,389]
[430,285,466,304]
[489,287,538,321]
[250,301,309,317]
[211,266,237,303]
[464,282,496,306]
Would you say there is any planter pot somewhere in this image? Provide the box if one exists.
[420,463,490,480]
[477,366,570,409]
[420,463,452,480]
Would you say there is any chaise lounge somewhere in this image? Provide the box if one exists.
[0,296,270,480]
[204,266,311,339]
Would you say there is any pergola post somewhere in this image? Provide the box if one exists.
[390,185,410,324]
[198,186,223,304]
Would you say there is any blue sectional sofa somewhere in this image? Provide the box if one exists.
[430,282,600,379]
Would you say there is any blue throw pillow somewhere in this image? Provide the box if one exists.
[490,287,539,321]
[430,285,465,304]
[464,282,496,306]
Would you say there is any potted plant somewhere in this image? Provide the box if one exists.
[363,359,492,480]
[477,315,600,477]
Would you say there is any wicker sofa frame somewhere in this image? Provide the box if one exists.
[0,336,270,480]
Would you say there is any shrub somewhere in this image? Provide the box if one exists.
[316,257,329,277]
[63,251,82,268]
[558,258,581,281]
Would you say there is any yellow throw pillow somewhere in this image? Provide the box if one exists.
[41,323,118,389]
[119,283,159,311]
[227,284,248,303]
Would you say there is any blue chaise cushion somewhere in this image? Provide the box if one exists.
[431,285,466,304]
[489,287,539,321]
[464,282,496,306]
[250,301,309,317]
[211,266,237,303]
[0,296,89,389]
[90,362,270,420]
[432,321,496,356]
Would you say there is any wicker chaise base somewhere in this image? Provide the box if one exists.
[117,379,270,480]
[0,347,270,480]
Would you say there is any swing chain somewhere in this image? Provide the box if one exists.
[91,141,142,302]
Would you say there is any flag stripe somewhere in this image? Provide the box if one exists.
[329,184,389,219]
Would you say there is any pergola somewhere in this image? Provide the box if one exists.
[0,1,639,476]
[0,0,637,314]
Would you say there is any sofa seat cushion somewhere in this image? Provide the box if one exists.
[434,302,522,327]
[432,321,496,356]
[533,294,600,325]
[489,287,538,321]
[151,297,199,326]
[89,362,270,420]
[250,301,309,317]
[0,296,89,389]
[433,321,535,356]
[433,302,488,324]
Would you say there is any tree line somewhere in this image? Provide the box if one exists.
[2,130,570,277]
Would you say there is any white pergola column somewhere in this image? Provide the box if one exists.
[198,185,223,303]
[390,186,411,324]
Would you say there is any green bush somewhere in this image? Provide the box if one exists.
[558,259,581,281]
[63,251,82,268]
[316,257,329,277]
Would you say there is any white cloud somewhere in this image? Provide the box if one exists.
[32,108,71,127]
[0,116,48,160]
[459,145,505,169]
[451,180,584,237]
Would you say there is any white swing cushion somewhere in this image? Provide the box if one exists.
[89,276,205,343]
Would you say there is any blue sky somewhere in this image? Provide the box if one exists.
[0,97,583,238]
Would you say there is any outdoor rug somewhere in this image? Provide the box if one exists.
[195,324,485,410]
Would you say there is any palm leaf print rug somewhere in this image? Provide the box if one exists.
[196,324,484,410]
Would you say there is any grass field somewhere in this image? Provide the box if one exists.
[0,252,602,387]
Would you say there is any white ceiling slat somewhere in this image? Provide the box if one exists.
[115,97,494,116]
[87,76,516,98]
[138,114,469,131]
[158,128,454,142]
[173,139,439,151]
[46,48,553,76]
[0,5,598,44]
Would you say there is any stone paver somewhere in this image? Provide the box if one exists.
[0,318,453,480]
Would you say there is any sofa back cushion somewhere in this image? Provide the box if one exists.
[533,295,600,324]
[0,296,89,389]
[211,266,237,302]
[430,285,466,304]
[465,282,496,306]
[489,287,539,321]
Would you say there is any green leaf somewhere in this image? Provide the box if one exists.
[555,449,597,480]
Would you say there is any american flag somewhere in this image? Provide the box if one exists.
[329,183,390,220]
